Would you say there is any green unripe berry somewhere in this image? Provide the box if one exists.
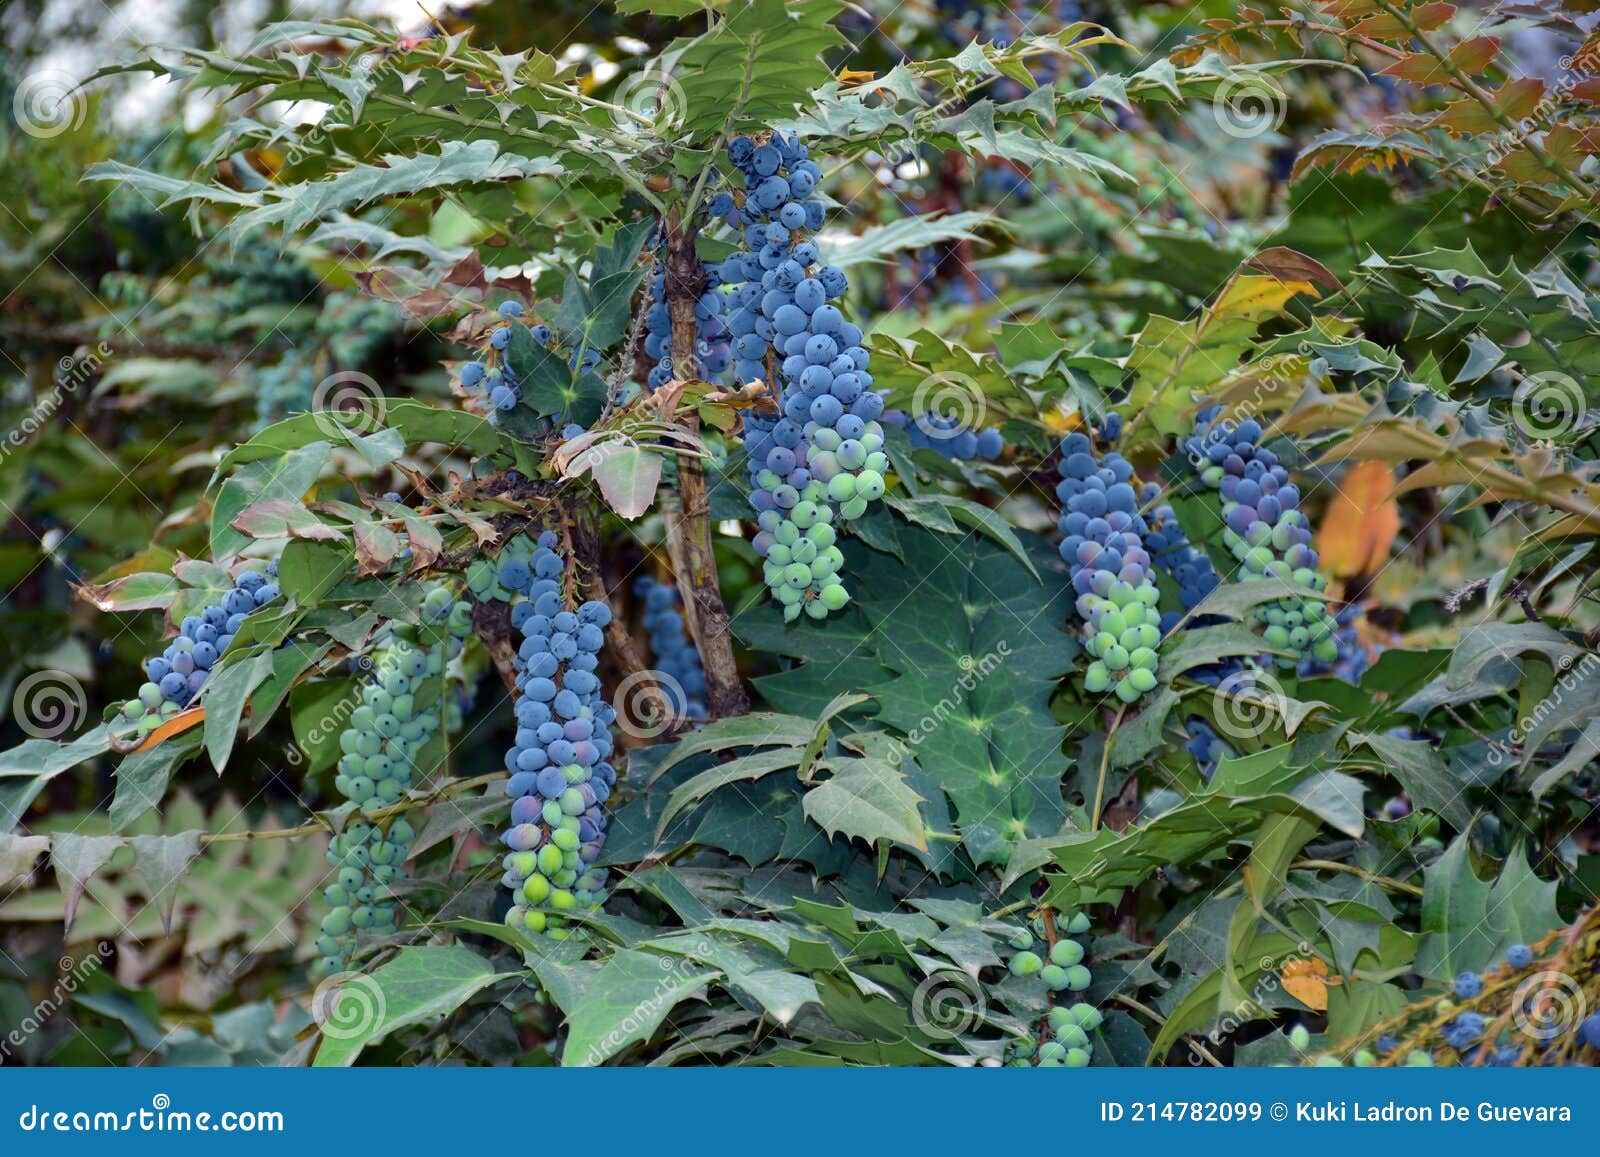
[1009,951,1043,977]
[1051,939,1084,967]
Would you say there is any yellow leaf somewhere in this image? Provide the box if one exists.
[1281,956,1340,1011]
[1213,274,1319,321]
[1316,461,1401,578]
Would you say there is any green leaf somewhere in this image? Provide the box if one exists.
[532,948,720,1067]
[564,443,662,520]
[804,746,929,851]
[667,0,846,138]
[203,653,274,773]
[311,946,510,1067]
[0,834,49,890]
[735,525,1070,867]
[1412,839,1560,981]
[111,730,204,831]
[0,725,113,830]
[885,494,1038,579]
[210,442,332,560]
[51,833,124,933]
[1350,731,1471,831]
[130,831,203,935]
[278,540,352,608]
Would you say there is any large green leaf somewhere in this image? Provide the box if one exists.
[1412,838,1561,981]
[312,946,511,1067]
[531,948,720,1066]
[735,524,1072,867]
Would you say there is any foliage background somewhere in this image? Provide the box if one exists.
[1,0,1598,1067]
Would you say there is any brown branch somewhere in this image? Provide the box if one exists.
[663,206,748,719]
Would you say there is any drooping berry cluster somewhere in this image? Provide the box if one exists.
[884,409,1005,461]
[1003,908,1101,1068]
[118,564,281,736]
[1184,407,1337,667]
[316,586,474,976]
[634,577,707,720]
[715,131,889,620]
[490,532,616,938]
[642,260,731,390]
[1056,429,1163,704]
[459,301,600,421]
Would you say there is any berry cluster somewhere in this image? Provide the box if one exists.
[1143,496,1221,623]
[1298,605,1370,683]
[642,260,731,390]
[635,577,707,720]
[1056,429,1163,704]
[716,131,889,620]
[118,566,281,735]
[1003,909,1101,1067]
[1307,939,1600,1067]
[492,532,616,938]
[1184,408,1336,667]
[316,586,474,976]
[459,301,600,420]
[884,410,1005,461]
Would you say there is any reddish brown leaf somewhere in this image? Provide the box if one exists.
[1379,51,1451,86]
[1244,246,1346,292]
[1449,37,1501,75]
[1412,2,1457,31]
